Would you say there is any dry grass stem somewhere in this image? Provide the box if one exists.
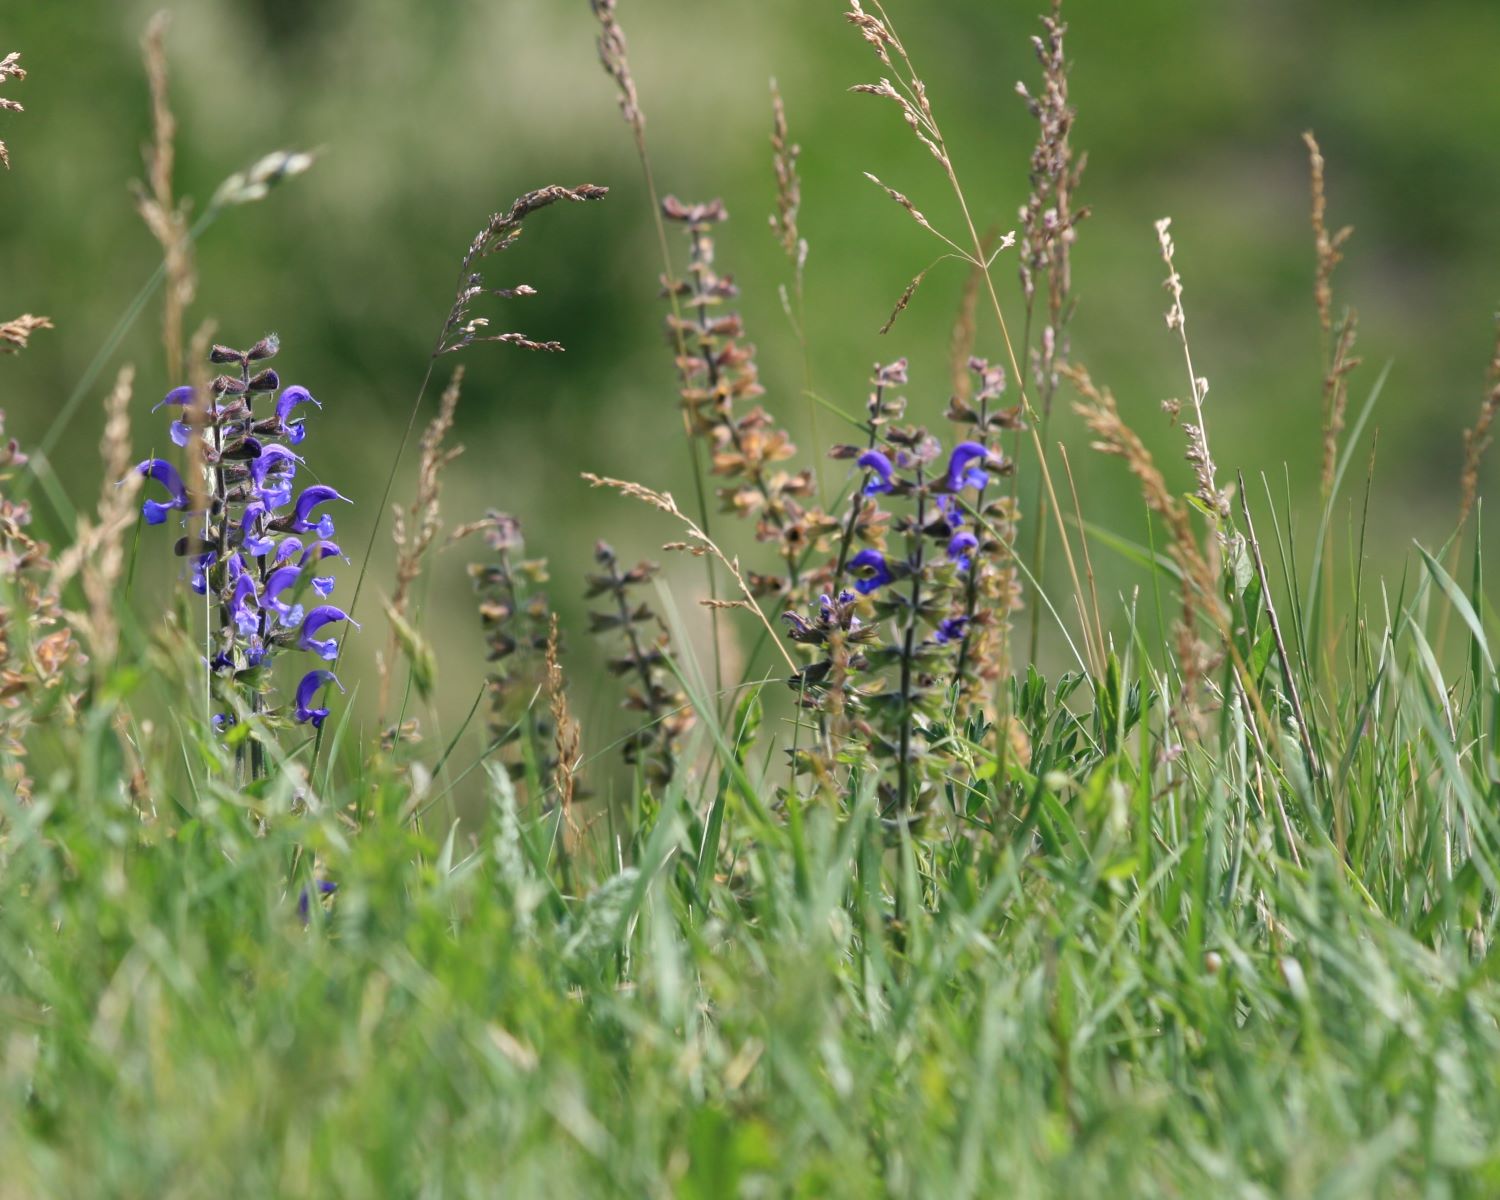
[1319,314,1361,497]
[879,265,931,335]
[0,51,26,169]
[769,81,805,270]
[1458,316,1500,529]
[589,0,645,150]
[181,320,216,518]
[0,314,52,354]
[440,185,608,357]
[53,367,139,669]
[382,367,464,721]
[1302,135,1361,499]
[1303,131,1353,338]
[1155,217,1229,526]
[545,614,581,832]
[582,472,799,673]
[132,14,194,378]
[1069,363,1223,722]
[948,241,991,403]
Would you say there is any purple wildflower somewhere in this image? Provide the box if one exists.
[271,385,320,445]
[299,605,358,661]
[934,615,969,644]
[857,449,895,495]
[250,444,302,508]
[946,441,993,492]
[240,504,275,556]
[263,566,306,628]
[151,385,197,413]
[947,531,979,572]
[134,458,189,525]
[292,669,343,728]
[284,485,349,536]
[297,878,338,924]
[227,573,261,636]
[850,549,894,595]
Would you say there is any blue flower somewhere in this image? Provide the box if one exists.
[285,485,349,536]
[250,444,302,508]
[299,605,358,661]
[817,590,858,623]
[134,458,189,525]
[297,877,338,924]
[856,449,895,495]
[947,531,979,572]
[850,549,894,595]
[240,504,276,556]
[292,668,343,728]
[272,385,320,445]
[934,615,969,644]
[946,441,993,492]
[298,538,345,564]
[263,566,306,628]
[227,572,261,636]
[151,385,197,413]
[189,551,214,595]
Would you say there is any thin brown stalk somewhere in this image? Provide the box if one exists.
[1068,364,1223,727]
[1303,131,1352,340]
[1457,316,1500,531]
[53,366,139,670]
[1319,314,1361,499]
[132,13,194,380]
[381,367,464,724]
[1154,218,1229,527]
[587,0,725,695]
[1303,133,1359,499]
[1057,441,1104,671]
[948,245,988,404]
[546,613,581,835]
[0,50,27,170]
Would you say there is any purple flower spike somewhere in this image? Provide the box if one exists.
[292,668,344,728]
[850,549,894,595]
[287,485,349,534]
[299,605,358,661]
[856,449,895,495]
[947,531,979,571]
[151,385,197,413]
[946,441,994,492]
[135,458,189,525]
[264,566,306,628]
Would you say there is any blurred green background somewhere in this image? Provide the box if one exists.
[4,0,1498,768]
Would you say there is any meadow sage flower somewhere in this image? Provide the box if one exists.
[850,548,894,595]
